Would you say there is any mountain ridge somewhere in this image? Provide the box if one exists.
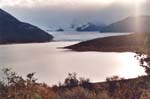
[101,16,150,33]
[0,9,53,44]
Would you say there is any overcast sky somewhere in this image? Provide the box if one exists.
[0,0,149,29]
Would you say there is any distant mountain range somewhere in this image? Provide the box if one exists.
[0,9,53,44]
[60,16,150,33]
[76,16,150,33]
[101,16,150,33]
[76,23,106,32]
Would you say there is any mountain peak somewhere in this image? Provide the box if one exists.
[0,8,19,22]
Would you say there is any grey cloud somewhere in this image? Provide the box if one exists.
[2,2,149,30]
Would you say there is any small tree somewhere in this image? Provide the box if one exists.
[62,73,91,89]
[136,52,150,76]
[79,77,93,90]
[106,75,124,96]
[64,72,79,87]
[136,33,150,77]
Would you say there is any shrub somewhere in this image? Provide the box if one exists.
[59,86,96,99]
[64,72,79,87]
[106,76,124,82]
[136,52,150,76]
[0,68,59,99]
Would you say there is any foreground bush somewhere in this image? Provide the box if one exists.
[0,70,150,99]
[0,68,59,99]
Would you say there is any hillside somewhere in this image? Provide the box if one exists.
[65,33,149,52]
[0,9,53,44]
[101,16,150,33]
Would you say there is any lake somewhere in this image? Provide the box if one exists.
[0,32,145,85]
[50,31,130,41]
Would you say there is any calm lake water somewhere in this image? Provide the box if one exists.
[0,32,145,85]
[50,32,130,41]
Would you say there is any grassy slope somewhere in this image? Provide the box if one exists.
[65,33,149,52]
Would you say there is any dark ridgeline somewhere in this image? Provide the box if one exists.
[101,16,150,33]
[65,33,149,52]
[0,9,53,44]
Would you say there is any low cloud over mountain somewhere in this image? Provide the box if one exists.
[1,0,149,29]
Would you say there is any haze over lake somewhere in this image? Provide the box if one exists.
[0,32,145,85]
